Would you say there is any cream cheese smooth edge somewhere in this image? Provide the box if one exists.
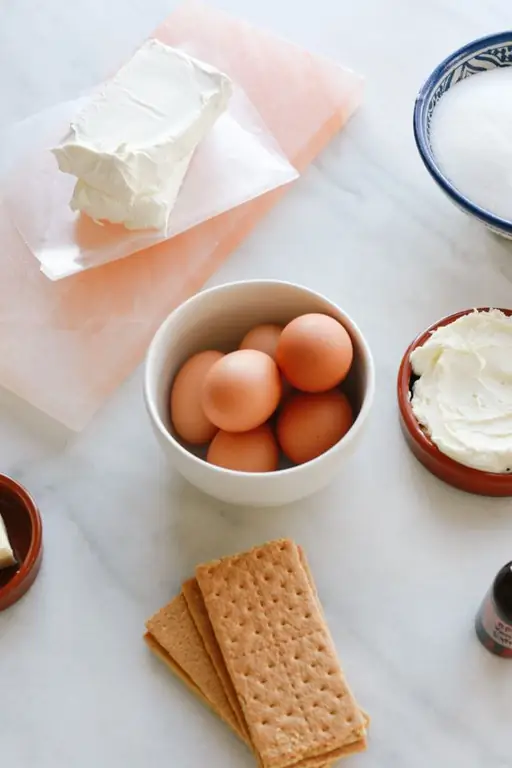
[410,309,512,474]
[52,39,233,230]
[0,513,15,569]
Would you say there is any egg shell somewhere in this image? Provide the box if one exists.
[276,313,353,393]
[277,389,354,464]
[207,424,279,472]
[239,324,283,359]
[240,324,293,396]
[170,350,224,444]
[202,349,282,432]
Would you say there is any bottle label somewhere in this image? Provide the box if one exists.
[475,590,512,658]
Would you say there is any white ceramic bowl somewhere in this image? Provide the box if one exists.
[414,32,512,238]
[144,280,375,506]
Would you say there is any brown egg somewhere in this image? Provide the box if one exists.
[240,323,292,397]
[276,313,353,393]
[277,389,354,464]
[170,350,224,444]
[239,324,283,359]
[207,424,279,472]
[202,349,282,432]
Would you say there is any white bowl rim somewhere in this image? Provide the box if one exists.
[144,279,376,480]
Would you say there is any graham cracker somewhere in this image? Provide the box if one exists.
[182,548,321,744]
[145,632,365,767]
[298,548,370,730]
[184,564,367,767]
[182,577,250,741]
[145,543,368,766]
[145,593,244,740]
[144,633,210,707]
[195,539,366,768]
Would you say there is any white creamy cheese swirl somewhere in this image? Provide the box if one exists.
[410,309,512,473]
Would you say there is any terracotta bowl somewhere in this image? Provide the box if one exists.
[0,475,43,611]
[397,308,512,497]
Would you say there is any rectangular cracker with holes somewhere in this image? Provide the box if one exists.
[182,577,250,741]
[145,610,362,768]
[195,539,366,768]
[183,569,366,765]
[144,632,211,707]
[181,547,324,746]
[145,593,245,740]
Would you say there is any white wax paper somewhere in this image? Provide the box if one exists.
[2,78,298,280]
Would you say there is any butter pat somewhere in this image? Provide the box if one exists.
[411,309,512,473]
[52,40,233,230]
[0,513,15,570]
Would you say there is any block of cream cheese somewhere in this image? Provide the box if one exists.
[0,513,15,570]
[71,152,194,232]
[52,39,233,230]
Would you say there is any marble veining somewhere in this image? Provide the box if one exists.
[1,0,511,766]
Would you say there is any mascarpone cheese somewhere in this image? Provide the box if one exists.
[410,309,512,473]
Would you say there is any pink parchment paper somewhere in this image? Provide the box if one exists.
[0,2,363,430]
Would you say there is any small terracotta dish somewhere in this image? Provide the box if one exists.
[0,475,43,611]
[397,307,512,497]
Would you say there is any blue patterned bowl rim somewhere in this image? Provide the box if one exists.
[414,31,512,234]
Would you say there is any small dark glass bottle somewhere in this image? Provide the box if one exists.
[475,561,512,658]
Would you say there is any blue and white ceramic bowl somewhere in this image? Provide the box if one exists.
[414,31,512,239]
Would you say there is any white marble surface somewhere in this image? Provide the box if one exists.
[1,1,512,766]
